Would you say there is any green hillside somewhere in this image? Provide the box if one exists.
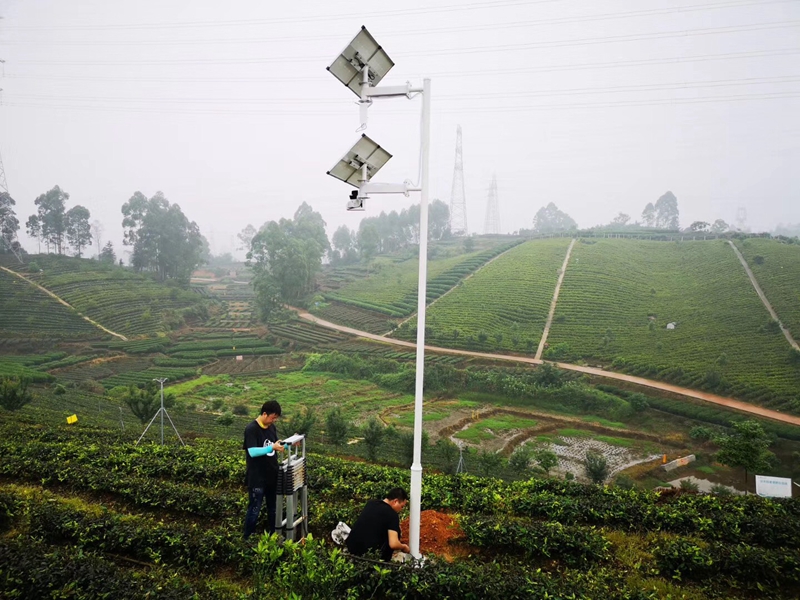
[19,255,204,337]
[319,241,520,318]
[0,269,106,340]
[393,238,572,351]
[735,237,800,338]
[546,239,799,411]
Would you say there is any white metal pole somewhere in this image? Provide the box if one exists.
[409,78,431,559]
[160,381,164,445]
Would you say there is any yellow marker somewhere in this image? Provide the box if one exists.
[66,414,78,425]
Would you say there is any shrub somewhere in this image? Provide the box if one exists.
[679,479,699,492]
[584,450,609,484]
[287,407,317,437]
[232,404,249,416]
[0,377,34,411]
[324,408,349,446]
[508,446,532,475]
[362,418,384,462]
[216,412,235,426]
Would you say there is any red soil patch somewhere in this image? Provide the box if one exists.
[400,510,473,561]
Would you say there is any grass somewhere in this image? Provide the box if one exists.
[454,414,538,442]
[580,416,627,428]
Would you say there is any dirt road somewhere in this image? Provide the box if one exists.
[295,309,800,427]
[728,240,799,351]
[536,238,575,360]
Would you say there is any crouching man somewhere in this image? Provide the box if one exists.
[346,488,411,561]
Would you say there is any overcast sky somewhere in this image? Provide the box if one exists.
[1,0,798,258]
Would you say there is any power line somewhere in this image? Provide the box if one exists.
[7,75,799,105]
[0,0,558,31]
[4,91,798,116]
[1,0,789,45]
[6,48,799,83]
[14,21,800,66]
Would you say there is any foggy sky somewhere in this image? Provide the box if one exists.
[1,0,798,259]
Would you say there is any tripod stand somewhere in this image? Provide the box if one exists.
[136,378,185,446]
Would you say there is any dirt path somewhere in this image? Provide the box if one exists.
[728,240,799,351]
[535,238,576,360]
[0,265,128,341]
[293,309,800,427]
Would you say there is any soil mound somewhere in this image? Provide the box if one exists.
[400,510,471,561]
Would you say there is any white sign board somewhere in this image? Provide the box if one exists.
[755,475,792,498]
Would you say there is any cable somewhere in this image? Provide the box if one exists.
[14,20,800,66]
[1,0,790,45]
[4,91,798,116]
[7,75,799,105]
[6,48,799,84]
[0,0,558,31]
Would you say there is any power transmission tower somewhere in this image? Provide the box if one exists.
[483,174,501,234]
[449,125,468,236]
[736,207,748,232]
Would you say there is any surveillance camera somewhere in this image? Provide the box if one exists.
[346,196,365,211]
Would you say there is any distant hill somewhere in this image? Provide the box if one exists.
[0,268,106,340]
[315,236,800,414]
[1,255,205,338]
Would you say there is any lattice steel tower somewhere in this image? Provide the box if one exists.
[483,174,501,234]
[449,125,468,236]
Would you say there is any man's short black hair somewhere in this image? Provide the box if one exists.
[386,487,408,501]
[260,400,282,417]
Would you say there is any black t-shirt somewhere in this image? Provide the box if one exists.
[346,500,401,561]
[243,419,279,489]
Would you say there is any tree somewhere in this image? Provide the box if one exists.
[248,203,329,321]
[508,445,532,475]
[99,241,116,264]
[123,382,173,424]
[428,199,451,240]
[26,215,42,253]
[689,221,710,233]
[435,438,459,475]
[31,185,69,254]
[325,407,349,446]
[534,448,559,475]
[65,205,92,257]
[362,417,385,461]
[91,220,104,258]
[532,203,577,234]
[710,219,729,234]
[0,377,34,411]
[357,221,381,261]
[477,449,503,476]
[121,191,206,283]
[584,450,609,484]
[331,225,358,264]
[715,420,777,483]
[611,212,631,226]
[654,191,679,229]
[287,406,317,436]
[0,192,20,253]
[237,224,257,255]
[641,202,656,227]
[463,236,475,253]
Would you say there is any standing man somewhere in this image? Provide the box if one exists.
[346,488,411,561]
[243,400,285,539]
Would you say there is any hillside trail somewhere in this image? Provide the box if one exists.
[535,238,576,360]
[727,240,799,351]
[292,308,800,427]
[0,265,128,341]
[393,241,526,331]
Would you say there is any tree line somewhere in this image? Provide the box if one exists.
[0,186,207,285]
